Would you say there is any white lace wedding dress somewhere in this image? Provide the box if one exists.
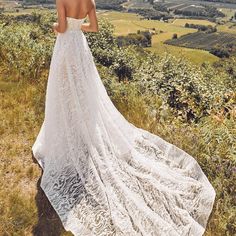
[32,17,216,236]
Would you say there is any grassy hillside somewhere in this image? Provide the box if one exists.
[0,11,236,236]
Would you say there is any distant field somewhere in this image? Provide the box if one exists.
[98,11,219,65]
[165,31,236,54]
[162,0,236,9]
[172,19,216,27]
[218,7,236,20]
[147,44,218,65]
[171,17,236,34]
[0,0,18,8]
[98,10,141,22]
[217,22,236,33]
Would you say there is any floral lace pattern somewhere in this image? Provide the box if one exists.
[32,17,216,236]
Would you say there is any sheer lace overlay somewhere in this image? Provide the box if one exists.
[32,17,216,236]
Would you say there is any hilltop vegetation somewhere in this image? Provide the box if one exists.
[20,0,126,10]
[0,11,236,236]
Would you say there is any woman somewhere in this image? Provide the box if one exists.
[32,0,216,235]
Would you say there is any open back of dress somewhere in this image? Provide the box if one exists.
[32,17,216,236]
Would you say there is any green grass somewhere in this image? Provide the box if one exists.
[0,78,40,235]
[0,75,75,235]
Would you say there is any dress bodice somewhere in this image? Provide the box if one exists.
[66,17,85,31]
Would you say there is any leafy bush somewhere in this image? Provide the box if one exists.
[0,13,55,81]
[117,31,152,47]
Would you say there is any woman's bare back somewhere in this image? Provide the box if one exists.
[53,0,98,33]
[62,0,94,19]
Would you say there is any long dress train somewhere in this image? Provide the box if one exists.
[32,17,216,236]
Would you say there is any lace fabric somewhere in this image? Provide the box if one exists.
[32,17,216,236]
